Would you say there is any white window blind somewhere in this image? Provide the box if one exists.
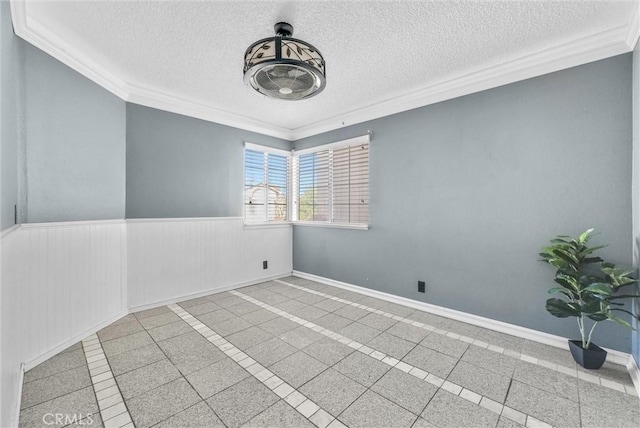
[293,135,369,225]
[244,144,290,223]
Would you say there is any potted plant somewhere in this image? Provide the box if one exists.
[539,228,640,369]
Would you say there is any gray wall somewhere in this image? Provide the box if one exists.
[293,54,634,352]
[1,0,20,230]
[125,104,290,218]
[0,2,17,425]
[632,40,640,365]
[24,44,126,223]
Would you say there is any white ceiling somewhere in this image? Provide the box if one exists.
[11,1,640,140]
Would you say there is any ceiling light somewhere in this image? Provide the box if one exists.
[243,22,326,101]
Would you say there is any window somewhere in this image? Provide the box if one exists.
[244,143,290,223]
[243,136,370,227]
[293,135,369,226]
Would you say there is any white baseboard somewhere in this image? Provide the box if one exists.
[292,270,632,367]
[22,272,290,372]
[24,310,129,372]
[12,363,25,428]
[15,272,290,425]
[627,356,640,397]
[128,272,291,313]
[0,224,20,239]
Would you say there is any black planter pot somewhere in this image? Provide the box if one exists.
[568,340,607,369]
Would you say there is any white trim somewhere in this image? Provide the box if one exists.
[290,23,634,140]
[121,221,129,314]
[10,0,637,141]
[292,270,632,366]
[624,0,640,50]
[11,5,129,100]
[293,134,370,156]
[245,142,291,157]
[292,221,369,231]
[0,224,20,239]
[128,272,291,313]
[243,143,292,224]
[126,217,242,224]
[292,136,370,227]
[12,364,24,428]
[20,219,126,229]
[23,310,129,371]
[125,83,295,140]
[20,271,290,378]
[8,217,249,230]
[243,222,292,230]
[10,1,294,140]
[627,356,640,397]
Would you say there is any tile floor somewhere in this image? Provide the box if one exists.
[19,276,640,428]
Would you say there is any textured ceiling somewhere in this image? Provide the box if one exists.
[15,0,640,139]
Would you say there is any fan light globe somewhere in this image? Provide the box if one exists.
[243,23,326,100]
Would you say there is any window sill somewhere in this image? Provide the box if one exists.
[243,222,293,230]
[292,221,369,231]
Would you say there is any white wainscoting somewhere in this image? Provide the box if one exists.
[0,216,292,426]
[126,218,292,309]
[0,221,127,428]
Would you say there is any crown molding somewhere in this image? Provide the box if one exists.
[11,1,129,100]
[10,0,639,142]
[292,22,636,140]
[9,0,295,140]
[624,0,640,50]
[124,82,295,140]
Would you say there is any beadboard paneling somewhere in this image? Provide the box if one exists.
[127,218,292,308]
[0,221,126,427]
[1,217,291,427]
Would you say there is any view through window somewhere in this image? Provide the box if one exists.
[244,135,369,226]
[244,144,290,223]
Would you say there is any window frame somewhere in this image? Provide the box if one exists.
[243,142,292,226]
[292,134,370,230]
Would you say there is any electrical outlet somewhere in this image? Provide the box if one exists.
[418,281,425,293]
[263,260,268,270]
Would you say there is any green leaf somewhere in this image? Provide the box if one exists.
[602,265,633,276]
[540,229,639,333]
[581,244,607,255]
[581,299,604,315]
[546,298,581,318]
[607,313,632,329]
[611,308,640,322]
[553,249,578,267]
[584,283,613,296]
[548,287,575,299]
[611,282,638,291]
[554,276,579,292]
[608,294,640,300]
[587,313,608,322]
[578,229,594,244]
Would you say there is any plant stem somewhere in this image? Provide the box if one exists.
[586,321,598,349]
[577,316,586,348]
